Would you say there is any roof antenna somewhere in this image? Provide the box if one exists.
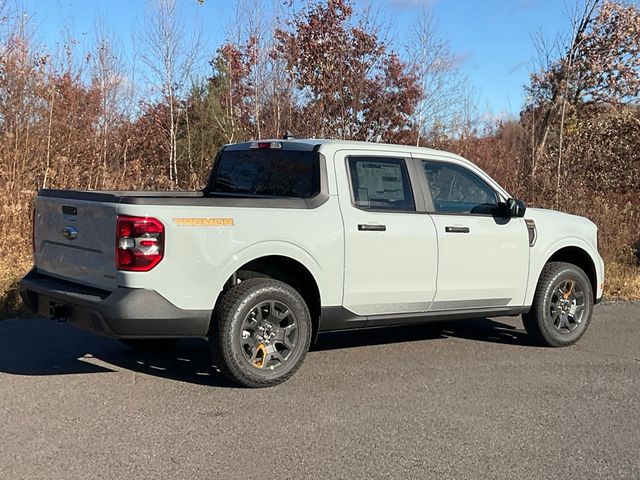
[282,131,296,140]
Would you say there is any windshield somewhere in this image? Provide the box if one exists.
[208,149,320,198]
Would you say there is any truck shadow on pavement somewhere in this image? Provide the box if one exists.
[0,316,534,386]
[314,317,533,351]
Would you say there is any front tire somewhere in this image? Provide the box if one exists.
[523,261,593,347]
[209,278,312,388]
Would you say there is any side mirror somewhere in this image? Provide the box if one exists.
[506,198,526,217]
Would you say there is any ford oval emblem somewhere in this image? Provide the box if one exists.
[62,226,78,240]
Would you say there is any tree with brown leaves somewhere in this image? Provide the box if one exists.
[274,0,420,142]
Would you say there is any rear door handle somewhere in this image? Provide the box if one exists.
[358,224,386,232]
[445,226,470,233]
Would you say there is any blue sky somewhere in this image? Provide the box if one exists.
[24,0,572,117]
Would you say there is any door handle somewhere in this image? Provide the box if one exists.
[445,226,470,233]
[358,224,386,232]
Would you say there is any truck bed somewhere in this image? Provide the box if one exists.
[38,189,322,208]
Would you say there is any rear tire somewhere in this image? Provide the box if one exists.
[209,278,312,388]
[523,261,593,347]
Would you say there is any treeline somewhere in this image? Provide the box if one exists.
[0,0,639,312]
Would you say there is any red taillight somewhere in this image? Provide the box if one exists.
[116,215,164,271]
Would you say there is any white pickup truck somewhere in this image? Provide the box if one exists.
[21,139,604,387]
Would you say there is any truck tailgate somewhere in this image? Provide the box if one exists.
[34,196,118,290]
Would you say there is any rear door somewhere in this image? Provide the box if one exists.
[34,195,118,290]
[413,156,529,309]
[335,150,438,316]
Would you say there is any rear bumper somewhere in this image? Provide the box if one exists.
[19,269,211,338]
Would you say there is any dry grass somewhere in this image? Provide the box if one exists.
[561,192,640,301]
[1,192,36,319]
[0,262,31,320]
[604,262,640,301]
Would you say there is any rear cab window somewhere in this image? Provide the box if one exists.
[208,147,320,198]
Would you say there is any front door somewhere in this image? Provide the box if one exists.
[414,156,530,310]
[335,151,438,316]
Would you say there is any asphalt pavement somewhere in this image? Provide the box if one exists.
[1,303,638,480]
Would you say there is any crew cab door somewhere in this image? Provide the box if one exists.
[335,150,438,316]
[412,155,529,309]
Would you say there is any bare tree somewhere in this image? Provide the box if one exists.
[526,28,560,186]
[141,0,201,184]
[90,22,127,188]
[555,0,600,207]
[406,7,468,145]
[0,0,11,58]
[240,0,269,139]
[524,1,604,197]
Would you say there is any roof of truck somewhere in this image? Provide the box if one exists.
[224,138,463,160]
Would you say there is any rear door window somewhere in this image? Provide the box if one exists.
[348,157,415,211]
[209,149,320,198]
